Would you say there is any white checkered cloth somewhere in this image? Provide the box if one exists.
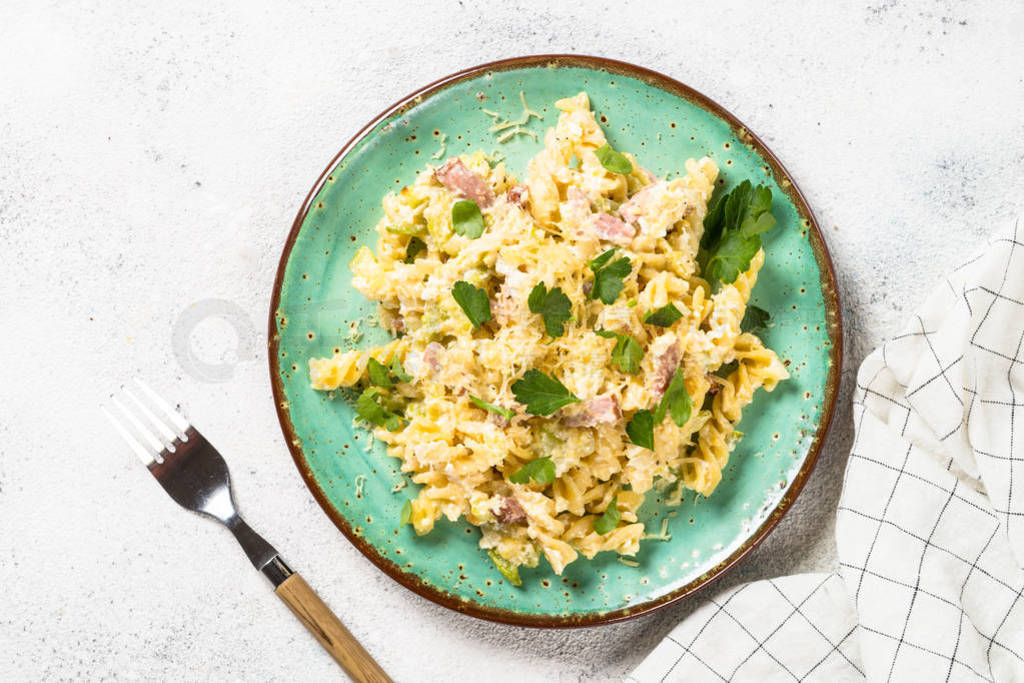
[630,218,1024,682]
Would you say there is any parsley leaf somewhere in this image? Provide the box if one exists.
[509,457,555,484]
[593,495,621,535]
[404,236,427,263]
[741,305,771,334]
[488,549,522,587]
[452,281,492,329]
[389,357,412,383]
[612,334,643,374]
[596,329,643,374]
[511,369,579,415]
[356,387,404,431]
[469,395,515,420]
[698,180,777,286]
[400,500,412,526]
[452,199,485,239]
[366,357,394,388]
[527,282,572,338]
[626,409,655,450]
[588,248,631,304]
[654,367,692,427]
[594,144,634,175]
[589,248,617,271]
[643,303,683,327]
[705,229,760,286]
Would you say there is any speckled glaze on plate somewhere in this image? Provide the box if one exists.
[269,55,842,627]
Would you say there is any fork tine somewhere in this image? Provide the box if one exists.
[112,396,169,459]
[102,405,157,466]
[133,378,190,435]
[124,386,181,446]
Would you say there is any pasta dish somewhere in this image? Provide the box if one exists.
[307,93,788,582]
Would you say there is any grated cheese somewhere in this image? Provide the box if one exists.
[642,517,672,542]
[484,91,543,144]
[431,132,447,160]
[666,481,684,507]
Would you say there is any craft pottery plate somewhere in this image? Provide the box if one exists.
[269,55,841,626]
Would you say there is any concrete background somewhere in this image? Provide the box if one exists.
[2,1,1021,680]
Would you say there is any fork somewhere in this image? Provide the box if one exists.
[104,379,391,683]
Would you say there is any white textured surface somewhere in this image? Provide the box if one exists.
[1,2,1021,681]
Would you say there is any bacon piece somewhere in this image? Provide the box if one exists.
[495,497,527,525]
[422,342,444,373]
[435,157,494,208]
[562,393,621,427]
[619,181,664,223]
[592,212,636,246]
[651,342,681,397]
[506,184,528,207]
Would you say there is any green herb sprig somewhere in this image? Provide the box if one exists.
[698,180,777,286]
[355,387,404,431]
[593,496,621,535]
[469,395,515,420]
[528,282,572,338]
[588,249,631,305]
[643,303,683,328]
[654,367,692,427]
[594,144,633,175]
[511,369,579,415]
[452,199,485,239]
[625,410,655,450]
[452,281,492,329]
[509,457,556,485]
[595,329,643,374]
[741,305,771,334]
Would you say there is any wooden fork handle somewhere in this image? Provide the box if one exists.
[275,573,392,682]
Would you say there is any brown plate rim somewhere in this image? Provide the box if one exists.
[268,54,844,628]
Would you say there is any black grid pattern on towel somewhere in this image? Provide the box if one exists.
[629,219,1024,683]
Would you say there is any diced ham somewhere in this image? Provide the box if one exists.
[651,341,681,396]
[422,342,444,373]
[592,212,636,246]
[562,393,622,427]
[506,184,528,207]
[495,497,527,525]
[434,158,494,208]
[619,181,664,223]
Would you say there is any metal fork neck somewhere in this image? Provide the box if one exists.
[225,515,292,586]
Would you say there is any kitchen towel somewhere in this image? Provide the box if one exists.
[630,217,1024,682]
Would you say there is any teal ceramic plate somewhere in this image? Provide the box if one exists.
[269,55,841,627]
